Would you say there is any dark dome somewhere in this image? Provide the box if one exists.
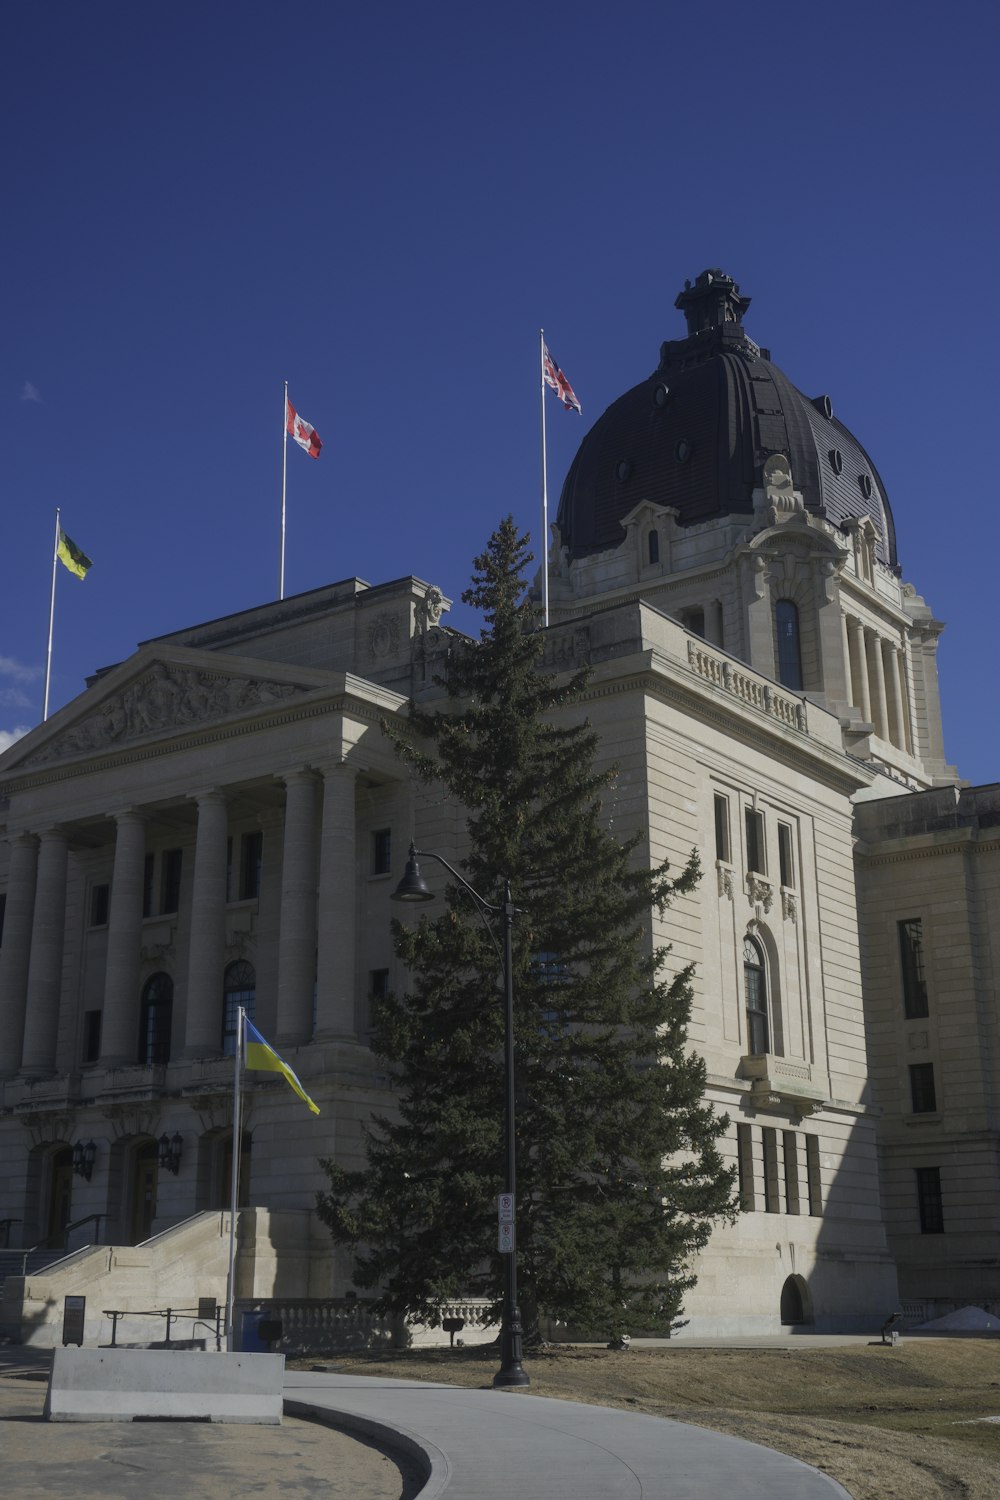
[556,269,897,568]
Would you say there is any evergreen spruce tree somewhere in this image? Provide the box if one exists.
[317,518,737,1338]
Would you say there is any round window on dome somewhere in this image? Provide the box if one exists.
[829,449,843,475]
[858,473,873,499]
[813,394,834,420]
[614,459,632,483]
[675,440,691,464]
[653,383,670,409]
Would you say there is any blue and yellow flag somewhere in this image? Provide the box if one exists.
[244,1018,320,1115]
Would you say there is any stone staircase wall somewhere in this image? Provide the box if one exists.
[0,1207,322,1347]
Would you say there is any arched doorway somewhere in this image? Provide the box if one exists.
[128,1139,159,1244]
[780,1274,812,1326]
[46,1147,73,1245]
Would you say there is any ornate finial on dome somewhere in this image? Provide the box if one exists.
[674,269,751,336]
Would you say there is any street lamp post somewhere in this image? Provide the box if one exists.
[392,844,529,1389]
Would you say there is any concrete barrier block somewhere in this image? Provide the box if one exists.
[44,1348,285,1423]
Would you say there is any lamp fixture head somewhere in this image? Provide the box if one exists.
[391,845,434,903]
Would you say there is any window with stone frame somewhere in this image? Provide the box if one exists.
[745,808,766,875]
[222,961,256,1055]
[743,935,770,1054]
[916,1166,944,1234]
[909,1061,937,1114]
[714,793,731,863]
[138,973,173,1066]
[371,828,392,876]
[898,918,929,1019]
[778,822,795,889]
[161,848,183,914]
[775,599,804,691]
[238,831,263,901]
[90,883,110,927]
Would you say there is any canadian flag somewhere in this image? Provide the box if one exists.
[286,397,323,459]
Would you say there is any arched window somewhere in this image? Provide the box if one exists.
[648,529,659,564]
[222,961,256,1055]
[775,600,803,690]
[743,937,769,1055]
[139,973,173,1065]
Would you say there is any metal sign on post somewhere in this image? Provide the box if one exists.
[498,1222,514,1255]
[497,1193,514,1222]
[62,1295,85,1347]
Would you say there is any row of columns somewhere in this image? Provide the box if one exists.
[843,615,913,754]
[0,764,362,1079]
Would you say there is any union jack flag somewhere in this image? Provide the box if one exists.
[542,342,582,414]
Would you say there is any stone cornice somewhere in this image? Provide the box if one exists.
[581,655,870,796]
[857,835,1000,866]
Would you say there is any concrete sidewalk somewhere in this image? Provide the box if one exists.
[286,1368,852,1499]
[1,1344,853,1499]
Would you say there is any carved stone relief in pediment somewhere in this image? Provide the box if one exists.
[22,662,306,766]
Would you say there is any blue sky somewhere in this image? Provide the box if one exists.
[4,1,997,783]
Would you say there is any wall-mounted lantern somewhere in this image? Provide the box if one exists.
[72,1139,97,1180]
[158,1132,183,1175]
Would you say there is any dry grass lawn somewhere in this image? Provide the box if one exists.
[313,1338,1000,1500]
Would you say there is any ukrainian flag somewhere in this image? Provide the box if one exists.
[244,1018,320,1115]
[57,529,93,579]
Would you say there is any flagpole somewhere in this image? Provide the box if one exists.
[225,1005,244,1352]
[539,330,549,628]
[43,508,61,722]
[279,381,289,601]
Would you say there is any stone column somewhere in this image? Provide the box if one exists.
[866,628,890,741]
[184,790,229,1056]
[275,769,320,1045]
[315,764,357,1039]
[848,617,871,722]
[20,829,69,1077]
[0,833,39,1076]
[887,645,908,753]
[100,810,147,1065]
[742,554,776,680]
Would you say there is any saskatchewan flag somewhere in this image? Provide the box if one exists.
[244,1018,320,1115]
[57,529,93,580]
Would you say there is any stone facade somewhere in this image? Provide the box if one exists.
[855,786,1000,1309]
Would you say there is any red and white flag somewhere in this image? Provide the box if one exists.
[542,343,582,414]
[286,397,323,459]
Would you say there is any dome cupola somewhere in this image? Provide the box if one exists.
[556,269,897,568]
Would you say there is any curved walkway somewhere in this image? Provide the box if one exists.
[286,1368,853,1499]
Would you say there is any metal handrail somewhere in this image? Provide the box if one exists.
[15,1213,104,1275]
[103,1304,224,1350]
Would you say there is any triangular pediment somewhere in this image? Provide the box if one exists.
[0,644,339,776]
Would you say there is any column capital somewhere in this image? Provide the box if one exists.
[278,766,321,790]
[188,787,229,809]
[110,806,148,827]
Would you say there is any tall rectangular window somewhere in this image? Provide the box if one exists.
[82,1009,102,1063]
[806,1135,822,1216]
[778,823,794,888]
[372,828,392,876]
[90,883,110,927]
[783,1131,801,1214]
[762,1128,780,1213]
[916,1167,944,1234]
[714,794,730,862]
[909,1062,937,1114]
[898,918,928,1018]
[745,808,766,874]
[239,831,263,901]
[737,1123,756,1212]
[142,853,155,919]
[225,837,234,903]
[0,891,6,947]
[161,848,182,914]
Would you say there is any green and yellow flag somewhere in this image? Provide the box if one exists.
[57,529,93,580]
[244,1018,320,1114]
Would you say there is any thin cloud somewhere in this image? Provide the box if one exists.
[0,687,33,711]
[0,725,30,753]
[0,655,42,683]
[21,380,41,402]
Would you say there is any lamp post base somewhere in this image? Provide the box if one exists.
[493,1305,530,1388]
